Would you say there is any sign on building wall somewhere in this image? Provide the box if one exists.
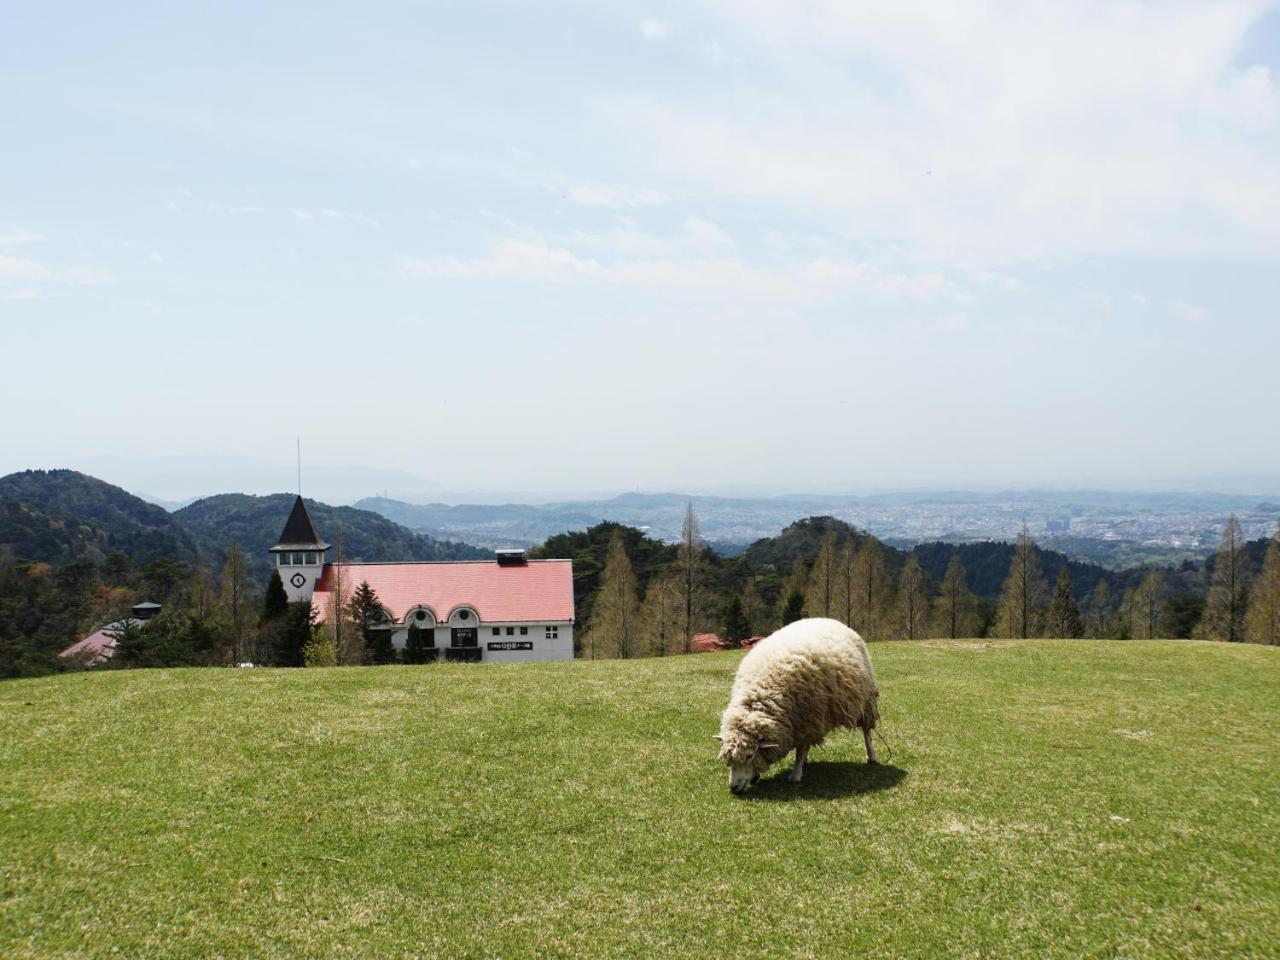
[487,641,534,651]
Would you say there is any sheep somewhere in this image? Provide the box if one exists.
[716,617,879,794]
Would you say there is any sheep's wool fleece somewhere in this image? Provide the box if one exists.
[723,618,879,753]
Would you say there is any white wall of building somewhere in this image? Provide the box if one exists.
[386,618,575,662]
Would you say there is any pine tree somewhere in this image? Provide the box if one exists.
[723,595,749,644]
[933,553,978,639]
[348,580,392,664]
[779,557,809,625]
[1114,589,1137,640]
[1045,568,1084,638]
[850,538,891,640]
[277,600,314,667]
[781,591,805,625]
[1132,569,1166,640]
[404,622,428,665]
[1245,522,1280,645]
[1196,515,1250,643]
[585,530,641,659]
[108,618,151,669]
[896,555,930,640]
[806,529,838,618]
[1085,580,1113,639]
[739,577,762,638]
[304,622,338,667]
[995,523,1049,639]
[261,569,288,623]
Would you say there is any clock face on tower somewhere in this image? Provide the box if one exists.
[290,573,307,589]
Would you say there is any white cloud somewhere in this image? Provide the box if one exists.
[0,254,54,285]
[609,0,1280,265]
[566,183,670,208]
[0,253,112,295]
[640,19,669,40]
[0,229,46,245]
[398,235,955,305]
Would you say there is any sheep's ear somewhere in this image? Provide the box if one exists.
[712,735,724,742]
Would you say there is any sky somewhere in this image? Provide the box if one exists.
[2,1,1279,504]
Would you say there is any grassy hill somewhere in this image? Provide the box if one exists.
[2,640,1277,958]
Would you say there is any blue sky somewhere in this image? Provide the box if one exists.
[3,2,1279,502]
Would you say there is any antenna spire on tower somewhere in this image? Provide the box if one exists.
[297,437,302,497]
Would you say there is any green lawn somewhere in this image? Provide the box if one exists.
[2,640,1278,958]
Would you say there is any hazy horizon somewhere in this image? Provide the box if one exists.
[4,3,1279,496]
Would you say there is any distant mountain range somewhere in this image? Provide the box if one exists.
[0,470,489,580]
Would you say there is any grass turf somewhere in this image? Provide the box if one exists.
[1,639,1277,958]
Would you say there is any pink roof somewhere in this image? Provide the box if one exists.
[60,624,123,664]
[312,560,574,624]
[692,632,730,653]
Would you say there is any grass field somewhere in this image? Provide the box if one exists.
[2,640,1278,959]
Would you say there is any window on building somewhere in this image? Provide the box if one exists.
[520,626,528,635]
[546,625,559,639]
[294,552,306,565]
[492,627,501,636]
[506,627,515,636]
[277,553,287,566]
[305,552,317,565]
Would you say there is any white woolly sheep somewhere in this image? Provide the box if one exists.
[716,617,879,794]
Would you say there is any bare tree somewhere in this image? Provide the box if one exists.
[806,528,839,618]
[584,530,642,658]
[850,538,892,640]
[896,554,930,640]
[218,542,256,663]
[1085,579,1113,639]
[1132,569,1166,639]
[641,571,681,656]
[933,553,978,639]
[675,503,712,653]
[995,522,1048,639]
[1245,521,1280,645]
[1196,515,1250,643]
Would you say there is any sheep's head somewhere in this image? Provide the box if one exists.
[716,707,786,794]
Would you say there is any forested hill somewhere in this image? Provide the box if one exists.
[175,494,491,579]
[0,470,199,565]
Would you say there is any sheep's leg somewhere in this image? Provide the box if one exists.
[788,744,809,783]
[863,727,878,765]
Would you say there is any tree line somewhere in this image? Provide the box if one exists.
[574,509,1280,656]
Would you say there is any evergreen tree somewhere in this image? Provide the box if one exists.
[896,554,930,640]
[1161,593,1205,639]
[1245,523,1280,645]
[1115,589,1137,640]
[1132,569,1166,640]
[723,595,749,644]
[584,530,641,658]
[779,557,809,625]
[933,553,978,639]
[348,580,391,664]
[304,622,338,667]
[995,523,1049,639]
[108,618,151,669]
[1045,568,1084,638]
[781,591,805,625]
[739,577,762,638]
[1196,515,1250,642]
[1085,580,1113,639]
[276,600,314,667]
[261,569,289,624]
[403,622,428,665]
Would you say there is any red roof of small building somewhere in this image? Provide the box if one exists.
[60,622,128,665]
[312,560,574,624]
[691,633,730,653]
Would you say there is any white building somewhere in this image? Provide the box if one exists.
[271,496,575,662]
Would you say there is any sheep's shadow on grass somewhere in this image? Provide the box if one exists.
[741,761,907,801]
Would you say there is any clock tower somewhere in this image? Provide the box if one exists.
[269,495,330,602]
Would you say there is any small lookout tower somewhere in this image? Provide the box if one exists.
[270,495,329,602]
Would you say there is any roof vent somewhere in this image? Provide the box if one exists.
[495,549,528,566]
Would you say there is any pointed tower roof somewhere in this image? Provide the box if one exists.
[272,495,330,550]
